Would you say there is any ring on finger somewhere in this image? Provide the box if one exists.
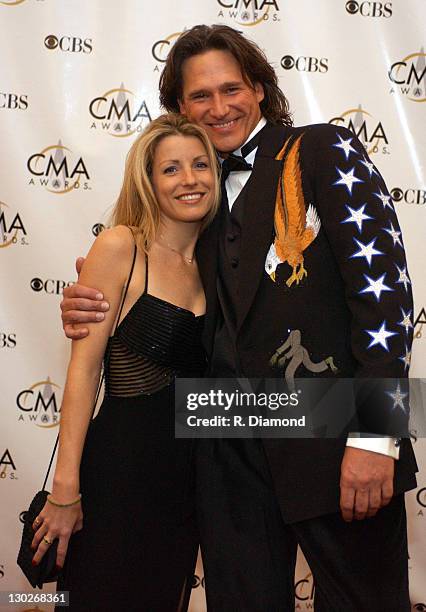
[42,536,53,546]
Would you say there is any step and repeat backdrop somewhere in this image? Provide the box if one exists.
[1,0,425,610]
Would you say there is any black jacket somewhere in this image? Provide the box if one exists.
[196,122,417,523]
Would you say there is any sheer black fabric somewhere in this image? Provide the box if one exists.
[105,293,205,397]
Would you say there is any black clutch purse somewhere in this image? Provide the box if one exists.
[17,490,60,588]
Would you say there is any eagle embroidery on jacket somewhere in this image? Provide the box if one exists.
[265,133,321,287]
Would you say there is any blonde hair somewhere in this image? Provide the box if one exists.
[111,113,220,251]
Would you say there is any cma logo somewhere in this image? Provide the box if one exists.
[295,572,315,605]
[89,85,152,137]
[0,333,16,348]
[217,0,279,7]
[44,34,93,54]
[31,277,73,295]
[345,1,392,17]
[0,201,28,248]
[27,141,91,193]
[0,448,17,480]
[417,487,426,508]
[391,187,426,206]
[16,378,61,427]
[217,0,280,26]
[414,307,426,340]
[0,93,28,110]
[281,55,328,73]
[329,106,389,156]
[152,32,184,67]
[389,50,426,102]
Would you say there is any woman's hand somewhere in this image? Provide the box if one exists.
[31,497,83,570]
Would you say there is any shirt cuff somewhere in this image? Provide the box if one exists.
[346,434,400,459]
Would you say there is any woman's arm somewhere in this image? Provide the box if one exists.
[31,226,135,567]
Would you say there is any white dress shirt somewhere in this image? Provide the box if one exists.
[221,117,399,460]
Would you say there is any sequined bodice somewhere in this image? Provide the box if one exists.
[104,257,206,397]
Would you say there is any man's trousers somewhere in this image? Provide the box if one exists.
[195,439,410,612]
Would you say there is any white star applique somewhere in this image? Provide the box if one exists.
[386,382,409,412]
[333,133,358,161]
[373,188,393,210]
[351,237,383,267]
[342,203,373,232]
[395,264,411,292]
[399,346,412,371]
[383,221,402,247]
[366,320,398,351]
[398,307,413,334]
[359,156,379,178]
[333,167,364,196]
[359,273,393,302]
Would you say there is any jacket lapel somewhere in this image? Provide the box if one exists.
[196,211,221,355]
[236,124,290,331]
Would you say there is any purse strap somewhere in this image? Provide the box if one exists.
[42,236,138,491]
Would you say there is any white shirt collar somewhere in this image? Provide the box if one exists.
[218,116,267,165]
[233,116,267,157]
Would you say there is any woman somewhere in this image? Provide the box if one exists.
[30,113,220,611]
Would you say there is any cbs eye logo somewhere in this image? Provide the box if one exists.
[390,188,403,202]
[191,574,205,589]
[281,55,295,69]
[345,1,392,17]
[92,223,105,237]
[44,34,59,49]
[44,34,93,54]
[30,278,43,292]
[30,278,73,294]
[280,54,328,74]
[346,1,359,13]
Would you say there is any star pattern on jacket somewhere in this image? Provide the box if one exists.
[333,133,358,160]
[351,237,384,267]
[333,166,364,195]
[358,155,379,178]
[383,221,402,247]
[359,272,393,302]
[341,203,374,232]
[398,307,413,334]
[366,320,398,351]
[395,264,411,292]
[399,345,411,371]
[324,127,413,357]
[374,188,394,210]
[386,382,409,412]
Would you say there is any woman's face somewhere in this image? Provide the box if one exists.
[151,134,215,225]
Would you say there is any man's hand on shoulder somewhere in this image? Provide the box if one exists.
[340,446,394,522]
[61,256,110,340]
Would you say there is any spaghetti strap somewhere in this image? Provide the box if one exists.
[114,229,137,330]
[144,253,149,294]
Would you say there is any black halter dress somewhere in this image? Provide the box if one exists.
[57,250,205,612]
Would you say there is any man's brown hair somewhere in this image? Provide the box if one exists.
[159,24,293,127]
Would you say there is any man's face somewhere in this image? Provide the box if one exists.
[178,49,264,155]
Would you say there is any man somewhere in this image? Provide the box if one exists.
[61,25,417,611]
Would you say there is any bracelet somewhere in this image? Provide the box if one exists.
[47,493,82,508]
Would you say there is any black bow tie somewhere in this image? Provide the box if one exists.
[220,127,264,182]
[221,154,252,181]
